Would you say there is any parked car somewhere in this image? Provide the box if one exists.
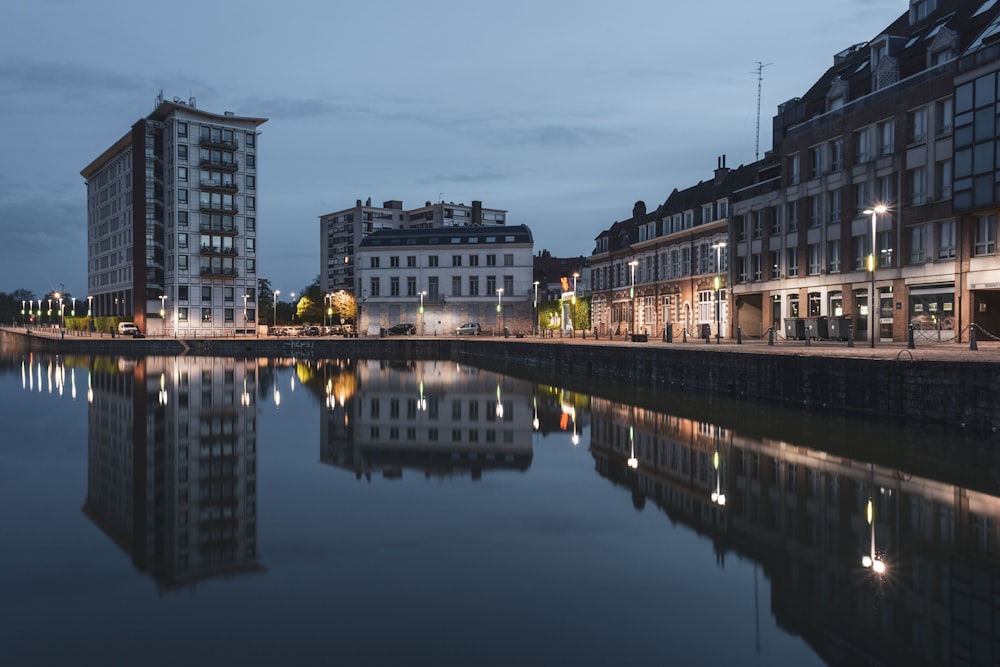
[387,323,416,335]
[117,322,143,338]
[455,322,481,336]
[301,325,320,336]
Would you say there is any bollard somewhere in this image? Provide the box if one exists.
[907,324,915,350]
[737,327,742,345]
[666,325,673,344]
[847,323,854,348]
[683,327,687,343]
[970,324,978,350]
[805,326,811,347]
[768,327,774,346]
[705,327,710,344]
[582,329,586,340]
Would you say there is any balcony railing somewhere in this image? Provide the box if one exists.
[199,159,239,172]
[200,267,239,278]
[199,223,238,235]
[200,180,238,193]
[199,203,240,215]
[198,136,238,150]
[199,246,239,256]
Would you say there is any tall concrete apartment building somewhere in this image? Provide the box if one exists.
[319,199,507,296]
[81,94,266,336]
[590,0,1000,343]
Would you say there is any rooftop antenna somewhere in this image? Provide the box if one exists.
[753,61,772,161]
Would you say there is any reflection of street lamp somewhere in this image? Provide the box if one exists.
[532,395,539,431]
[861,497,886,574]
[712,240,726,343]
[711,449,726,506]
[495,384,504,419]
[533,281,540,336]
[628,260,639,334]
[571,406,579,445]
[627,425,638,469]
[863,204,887,348]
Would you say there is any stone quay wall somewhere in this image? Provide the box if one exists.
[3,329,997,434]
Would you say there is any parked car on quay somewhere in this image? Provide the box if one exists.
[455,322,481,335]
[117,322,144,338]
[387,323,416,335]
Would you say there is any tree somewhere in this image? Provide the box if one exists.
[329,290,357,324]
[296,294,323,324]
[258,278,274,324]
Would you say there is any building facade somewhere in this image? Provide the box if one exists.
[81,94,266,336]
[319,199,508,296]
[355,224,534,335]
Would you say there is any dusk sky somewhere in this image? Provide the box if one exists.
[1,0,905,300]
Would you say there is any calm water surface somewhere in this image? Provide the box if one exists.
[0,351,996,666]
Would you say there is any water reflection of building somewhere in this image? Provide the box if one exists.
[590,395,1000,667]
[82,356,263,591]
[321,360,533,480]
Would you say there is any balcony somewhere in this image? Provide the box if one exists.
[199,222,238,235]
[199,136,238,150]
[200,267,239,278]
[199,159,239,172]
[199,245,239,256]
[200,180,238,193]
[199,202,239,215]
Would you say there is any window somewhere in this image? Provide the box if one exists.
[856,126,873,163]
[910,225,926,264]
[789,153,800,184]
[428,276,439,298]
[246,196,255,210]
[770,251,780,279]
[808,244,821,275]
[202,308,212,322]
[938,220,955,259]
[178,166,187,182]
[407,256,416,267]
[370,277,380,296]
[908,107,928,144]
[246,155,255,169]
[854,236,868,270]
[178,286,189,301]
[786,201,798,232]
[178,122,188,137]
[878,175,894,203]
[224,308,234,322]
[504,275,513,295]
[809,145,823,178]
[752,212,762,239]
[787,248,799,277]
[975,214,996,256]
[830,138,843,172]
[246,258,255,273]
[178,255,188,270]
[828,190,842,223]
[878,231,893,267]
[246,131,255,147]
[737,215,748,242]
[771,206,782,235]
[407,277,416,296]
[224,286,233,303]
[202,286,212,301]
[879,119,895,156]
[246,238,255,252]
[428,255,438,267]
[752,254,762,281]
[910,167,927,205]
[469,276,479,296]
[936,160,952,200]
[390,277,399,296]
[178,210,188,227]
[486,276,497,295]
[936,97,953,135]
[809,196,822,228]
[178,307,188,321]
[828,240,841,273]
[452,276,462,296]
[178,232,188,249]
[370,257,380,268]
[178,189,188,204]
[504,254,514,266]
[452,255,462,267]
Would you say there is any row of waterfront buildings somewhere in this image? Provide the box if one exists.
[82,0,1000,342]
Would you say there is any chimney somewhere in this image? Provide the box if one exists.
[472,200,482,225]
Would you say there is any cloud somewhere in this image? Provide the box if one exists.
[419,168,509,185]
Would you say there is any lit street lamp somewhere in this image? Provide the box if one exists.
[712,240,727,343]
[419,291,426,334]
[863,204,887,348]
[496,288,504,335]
[533,281,540,336]
[628,260,639,335]
[273,290,280,329]
[242,293,249,333]
[21,300,25,326]
[159,295,167,336]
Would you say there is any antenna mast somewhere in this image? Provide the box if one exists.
[753,61,773,161]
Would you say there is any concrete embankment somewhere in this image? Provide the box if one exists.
[3,328,998,434]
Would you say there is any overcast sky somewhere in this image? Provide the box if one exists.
[1,0,906,300]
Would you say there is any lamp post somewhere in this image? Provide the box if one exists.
[496,288,504,335]
[533,281,539,336]
[419,291,426,334]
[273,290,280,329]
[863,205,887,348]
[242,293,249,334]
[290,293,296,324]
[628,260,639,335]
[712,240,727,343]
[21,300,25,327]
[71,297,76,318]
[87,295,93,320]
[159,295,167,336]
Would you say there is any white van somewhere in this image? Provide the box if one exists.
[117,322,141,336]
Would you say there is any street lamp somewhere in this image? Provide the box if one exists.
[627,425,638,469]
[290,293,296,324]
[863,204,887,348]
[496,288,504,335]
[419,291,426,334]
[159,295,167,336]
[21,300,25,326]
[533,281,540,336]
[712,240,727,343]
[71,297,76,318]
[628,260,639,335]
[242,293,249,333]
[273,290,280,329]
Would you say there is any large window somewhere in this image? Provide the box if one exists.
[910,225,925,264]
[975,215,996,256]
[827,240,841,273]
[938,220,956,259]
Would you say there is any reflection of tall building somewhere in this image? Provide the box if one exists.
[83,356,263,591]
[589,395,1000,666]
[321,360,533,480]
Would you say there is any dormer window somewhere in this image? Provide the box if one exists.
[827,77,849,112]
[909,0,937,25]
[872,40,888,67]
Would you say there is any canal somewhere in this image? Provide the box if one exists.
[0,351,995,666]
